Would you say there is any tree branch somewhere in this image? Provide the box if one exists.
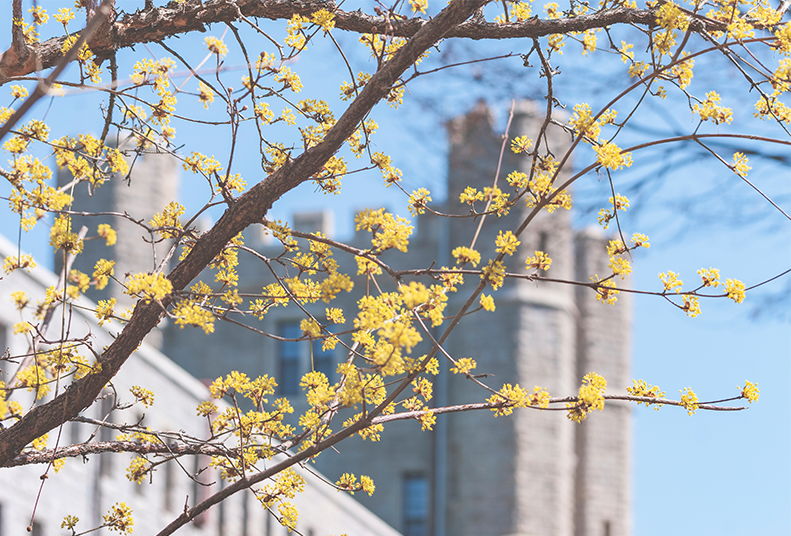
[0,1,731,81]
[0,0,490,469]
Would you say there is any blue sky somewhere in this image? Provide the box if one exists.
[1,2,789,534]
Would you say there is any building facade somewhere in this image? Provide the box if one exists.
[0,232,402,536]
[53,101,632,536]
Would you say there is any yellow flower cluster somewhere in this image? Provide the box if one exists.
[450,358,477,375]
[130,386,155,408]
[725,278,746,303]
[567,372,607,423]
[205,36,228,57]
[311,9,336,32]
[172,299,215,334]
[124,272,173,303]
[679,387,699,416]
[488,383,551,416]
[355,208,413,253]
[149,201,185,239]
[693,91,733,125]
[481,259,506,290]
[97,224,117,246]
[480,294,496,312]
[739,381,760,403]
[49,216,83,254]
[336,473,376,496]
[410,0,428,13]
[495,230,521,256]
[594,141,633,171]
[93,259,115,290]
[126,457,150,484]
[3,254,36,274]
[597,194,630,229]
[95,298,116,326]
[627,379,665,410]
[103,503,134,534]
[408,188,432,216]
[590,276,619,305]
[526,250,552,271]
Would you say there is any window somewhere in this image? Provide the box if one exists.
[99,395,114,477]
[403,474,429,536]
[164,460,175,512]
[278,321,336,393]
[312,339,335,381]
[278,322,302,395]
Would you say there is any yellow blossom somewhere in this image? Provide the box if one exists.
[725,278,746,303]
[452,246,481,267]
[95,298,116,326]
[104,503,134,534]
[659,271,683,293]
[50,216,83,254]
[4,254,36,274]
[311,9,335,32]
[731,152,751,178]
[495,230,521,256]
[97,224,117,246]
[450,358,477,374]
[698,267,720,288]
[124,272,173,303]
[693,91,733,124]
[198,81,214,109]
[739,381,759,403]
[594,141,633,170]
[408,188,432,216]
[61,515,79,530]
[526,250,552,271]
[10,85,29,99]
[130,386,155,408]
[679,387,699,416]
[627,379,665,409]
[481,259,506,290]
[480,294,495,312]
[511,135,533,153]
[205,36,228,57]
[682,295,701,317]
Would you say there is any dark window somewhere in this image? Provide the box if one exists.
[312,339,335,381]
[0,323,7,378]
[164,460,175,512]
[403,474,429,536]
[278,322,302,395]
[539,231,550,256]
[99,396,113,477]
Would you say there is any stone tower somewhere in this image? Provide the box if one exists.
[58,142,180,347]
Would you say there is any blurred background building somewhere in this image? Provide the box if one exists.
[54,101,632,536]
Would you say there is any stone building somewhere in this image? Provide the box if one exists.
[57,101,632,536]
[0,232,402,536]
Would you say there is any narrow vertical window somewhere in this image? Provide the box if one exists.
[312,338,334,381]
[403,474,429,536]
[99,396,113,477]
[164,460,174,512]
[278,321,302,395]
[539,231,550,256]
